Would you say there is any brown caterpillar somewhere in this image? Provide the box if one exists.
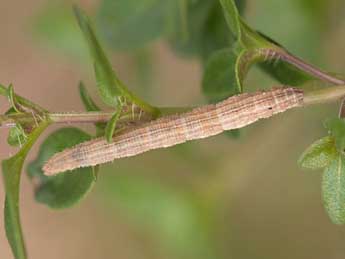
[43,87,304,175]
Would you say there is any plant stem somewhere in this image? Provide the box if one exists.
[279,51,345,85]
[304,85,345,105]
[0,84,47,113]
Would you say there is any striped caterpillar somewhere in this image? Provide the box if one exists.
[43,87,304,175]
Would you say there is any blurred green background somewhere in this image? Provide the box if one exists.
[1,0,345,258]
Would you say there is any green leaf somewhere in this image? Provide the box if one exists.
[2,121,50,259]
[219,0,241,40]
[202,48,248,138]
[298,136,337,170]
[73,6,125,107]
[105,108,122,142]
[7,84,20,113]
[325,118,345,152]
[7,125,27,147]
[97,0,174,50]
[79,81,101,112]
[32,3,88,60]
[74,6,159,116]
[259,60,311,86]
[169,0,231,60]
[322,155,345,224]
[202,48,241,103]
[27,128,97,209]
[79,81,106,135]
[0,84,47,113]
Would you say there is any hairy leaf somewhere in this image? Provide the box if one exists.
[322,155,345,224]
[27,128,96,209]
[298,136,337,170]
[325,118,345,152]
[2,121,50,259]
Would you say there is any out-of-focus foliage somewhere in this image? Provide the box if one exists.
[98,171,217,259]
[32,3,88,60]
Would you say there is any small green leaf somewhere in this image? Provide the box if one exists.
[325,118,345,152]
[7,125,27,147]
[2,121,50,259]
[79,81,101,112]
[105,108,122,142]
[97,0,174,50]
[7,84,20,113]
[298,136,337,170]
[322,155,345,224]
[0,84,47,113]
[27,128,97,209]
[73,6,125,107]
[74,6,158,116]
[79,81,106,135]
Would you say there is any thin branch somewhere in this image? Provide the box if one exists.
[279,51,345,86]
[304,85,345,105]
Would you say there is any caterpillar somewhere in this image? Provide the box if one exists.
[43,87,304,175]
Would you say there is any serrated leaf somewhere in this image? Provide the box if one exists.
[97,0,174,50]
[73,6,125,107]
[322,155,345,224]
[2,121,50,259]
[105,108,122,143]
[27,128,96,209]
[298,136,337,170]
[325,118,345,152]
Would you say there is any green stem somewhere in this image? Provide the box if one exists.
[0,84,47,113]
